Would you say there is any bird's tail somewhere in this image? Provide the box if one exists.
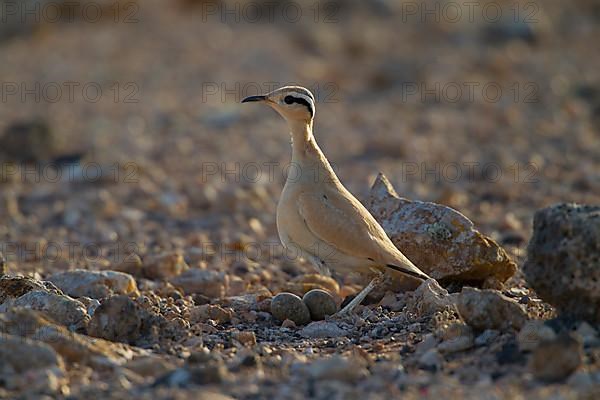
[384,263,431,282]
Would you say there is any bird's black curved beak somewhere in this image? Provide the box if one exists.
[241,95,266,103]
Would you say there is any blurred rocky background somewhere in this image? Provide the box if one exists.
[0,0,599,398]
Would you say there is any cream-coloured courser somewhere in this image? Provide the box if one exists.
[242,86,430,314]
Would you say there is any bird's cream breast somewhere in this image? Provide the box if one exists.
[276,184,309,248]
[277,183,357,271]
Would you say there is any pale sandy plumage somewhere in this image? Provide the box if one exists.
[242,86,430,313]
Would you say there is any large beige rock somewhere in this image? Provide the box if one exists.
[0,308,144,368]
[142,251,189,280]
[48,269,138,299]
[368,173,516,287]
[2,290,89,330]
[0,275,89,330]
[169,268,228,298]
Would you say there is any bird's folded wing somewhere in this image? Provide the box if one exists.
[297,191,402,264]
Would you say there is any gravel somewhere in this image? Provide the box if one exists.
[0,0,599,398]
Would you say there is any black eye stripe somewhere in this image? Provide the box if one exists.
[283,95,314,116]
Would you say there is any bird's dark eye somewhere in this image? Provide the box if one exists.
[284,95,294,104]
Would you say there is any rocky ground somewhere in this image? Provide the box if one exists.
[1,0,600,399]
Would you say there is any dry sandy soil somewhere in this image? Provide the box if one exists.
[0,0,599,398]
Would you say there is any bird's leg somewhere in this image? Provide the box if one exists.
[336,270,385,316]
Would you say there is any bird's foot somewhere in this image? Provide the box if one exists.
[334,271,384,316]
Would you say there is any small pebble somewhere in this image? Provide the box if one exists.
[517,320,556,351]
[302,289,337,320]
[519,295,530,304]
[300,321,349,338]
[0,252,6,276]
[576,322,599,346]
[87,295,142,344]
[475,329,500,347]
[281,319,297,328]
[438,323,474,354]
[270,292,311,325]
[189,304,232,324]
[309,355,369,382]
[232,331,257,347]
[415,334,438,354]
[530,333,582,382]
[419,348,443,371]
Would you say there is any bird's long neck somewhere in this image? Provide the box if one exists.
[288,120,315,161]
[288,119,338,184]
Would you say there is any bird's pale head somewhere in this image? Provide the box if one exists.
[242,86,315,123]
